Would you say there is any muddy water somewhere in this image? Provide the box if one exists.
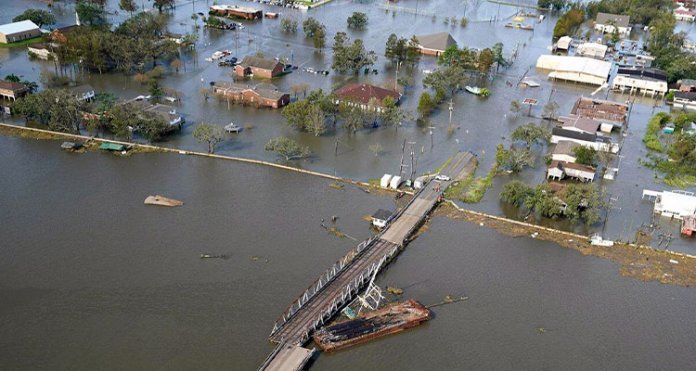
[1,136,696,370]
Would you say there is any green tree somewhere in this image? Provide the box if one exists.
[510,100,523,115]
[76,1,106,26]
[347,12,368,30]
[331,32,375,73]
[380,96,404,126]
[12,9,56,27]
[138,112,170,142]
[13,89,84,134]
[302,17,323,37]
[193,123,225,153]
[563,184,605,226]
[423,65,467,97]
[339,103,366,133]
[417,92,434,118]
[477,48,495,74]
[313,26,326,51]
[305,104,327,136]
[511,123,551,149]
[265,137,310,161]
[118,0,137,15]
[572,146,597,166]
[525,184,563,218]
[148,80,164,99]
[498,147,533,173]
[153,0,175,13]
[500,180,533,207]
[280,17,298,33]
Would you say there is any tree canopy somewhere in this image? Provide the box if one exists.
[13,9,56,27]
[347,12,368,30]
[331,32,376,73]
[265,137,310,161]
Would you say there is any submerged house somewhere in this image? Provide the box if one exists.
[673,91,696,111]
[612,67,668,97]
[551,127,619,153]
[536,55,612,86]
[570,97,629,131]
[415,32,456,57]
[642,190,696,219]
[234,56,285,79]
[594,13,631,36]
[209,5,263,20]
[0,80,29,100]
[212,82,290,109]
[551,141,580,163]
[371,209,393,229]
[547,160,596,182]
[0,20,41,44]
[333,83,401,113]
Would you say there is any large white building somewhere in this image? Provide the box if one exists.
[612,67,668,97]
[643,190,696,219]
[536,55,612,86]
[594,13,631,36]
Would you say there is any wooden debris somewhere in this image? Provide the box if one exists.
[144,195,183,207]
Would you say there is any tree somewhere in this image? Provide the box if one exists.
[265,137,310,161]
[369,143,383,157]
[92,92,117,112]
[303,17,323,38]
[511,123,551,149]
[305,104,327,136]
[331,32,375,73]
[76,1,106,26]
[385,34,420,66]
[563,184,605,226]
[498,147,533,173]
[423,65,467,97]
[460,17,469,27]
[282,100,313,131]
[380,96,404,127]
[170,58,183,73]
[339,104,367,133]
[148,80,164,99]
[347,12,368,30]
[525,184,563,218]
[281,17,298,33]
[491,42,508,71]
[119,0,137,15]
[510,100,523,115]
[153,0,175,13]
[417,92,434,118]
[477,48,495,74]
[193,123,225,153]
[538,0,567,11]
[138,112,170,142]
[13,89,84,134]
[13,9,56,28]
[313,26,326,51]
[500,180,534,207]
[543,101,559,120]
[572,146,597,166]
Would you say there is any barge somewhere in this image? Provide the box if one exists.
[312,299,430,352]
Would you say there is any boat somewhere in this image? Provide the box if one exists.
[465,86,482,95]
[590,234,614,247]
[144,195,184,207]
[200,254,228,259]
[60,141,83,151]
[313,299,431,352]
[521,78,540,87]
[224,122,243,133]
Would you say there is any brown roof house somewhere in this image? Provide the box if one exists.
[0,80,29,100]
[234,56,285,79]
[547,160,596,183]
[333,83,401,113]
[209,5,263,20]
[212,82,289,109]
[415,32,457,56]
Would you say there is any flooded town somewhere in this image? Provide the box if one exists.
[1,0,696,369]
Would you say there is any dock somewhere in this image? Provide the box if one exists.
[259,152,477,370]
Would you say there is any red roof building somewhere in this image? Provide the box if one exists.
[333,83,400,112]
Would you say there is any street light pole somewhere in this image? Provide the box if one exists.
[448,99,454,131]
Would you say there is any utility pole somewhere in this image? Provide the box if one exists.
[448,99,454,132]
[395,61,402,91]
[428,126,436,149]
[398,139,407,178]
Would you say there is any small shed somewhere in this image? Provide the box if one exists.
[371,209,392,229]
[380,174,393,188]
[556,36,572,50]
[414,176,428,189]
[389,176,402,190]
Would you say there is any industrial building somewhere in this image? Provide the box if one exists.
[536,55,612,86]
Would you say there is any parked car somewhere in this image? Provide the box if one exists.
[435,175,451,181]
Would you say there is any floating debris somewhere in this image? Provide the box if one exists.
[425,295,469,309]
[250,255,269,263]
[200,254,229,259]
[329,183,344,190]
[144,195,184,207]
[386,286,403,295]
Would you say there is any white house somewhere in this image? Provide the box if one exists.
[643,190,696,219]
[547,160,596,182]
[673,91,696,111]
[612,67,668,97]
[576,42,608,59]
[536,55,612,86]
[675,7,696,22]
[371,209,392,229]
[551,127,619,153]
[594,13,631,36]
[556,36,572,51]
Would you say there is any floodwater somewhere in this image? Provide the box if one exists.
[3,0,696,253]
[2,136,696,370]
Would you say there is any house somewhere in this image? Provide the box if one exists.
[547,160,596,182]
[212,82,290,109]
[127,100,183,129]
[673,91,696,111]
[677,79,696,92]
[594,13,631,36]
[555,36,572,51]
[674,7,696,22]
[681,215,696,236]
[333,83,401,113]
[415,32,457,56]
[560,116,600,134]
[265,12,279,19]
[576,42,607,59]
[551,127,619,153]
[0,20,41,44]
[612,67,668,97]
[209,5,263,20]
[642,189,696,219]
[570,97,629,130]
[27,43,54,60]
[234,56,285,78]
[551,141,580,163]
[0,80,29,100]
[536,55,612,86]
[371,209,392,229]
[67,84,95,102]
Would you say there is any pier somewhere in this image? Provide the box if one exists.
[260,152,477,370]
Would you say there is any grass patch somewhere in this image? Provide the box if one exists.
[443,162,497,204]
[664,174,696,188]
[642,112,669,153]
[0,36,43,49]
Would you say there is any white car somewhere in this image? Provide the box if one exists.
[435,175,451,181]
[224,123,243,133]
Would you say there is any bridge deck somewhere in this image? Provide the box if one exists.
[260,152,476,371]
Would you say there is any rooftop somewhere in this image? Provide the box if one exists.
[0,20,40,35]
[334,83,400,105]
[553,141,580,156]
[372,209,392,221]
[571,97,629,124]
[616,67,668,82]
[238,56,283,70]
[552,127,612,144]
[536,55,612,79]
[679,79,696,86]
[210,5,261,13]
[0,79,28,92]
[675,91,696,101]
[214,81,288,100]
[549,160,596,173]
[415,32,457,51]
[595,12,630,28]
[561,116,601,133]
